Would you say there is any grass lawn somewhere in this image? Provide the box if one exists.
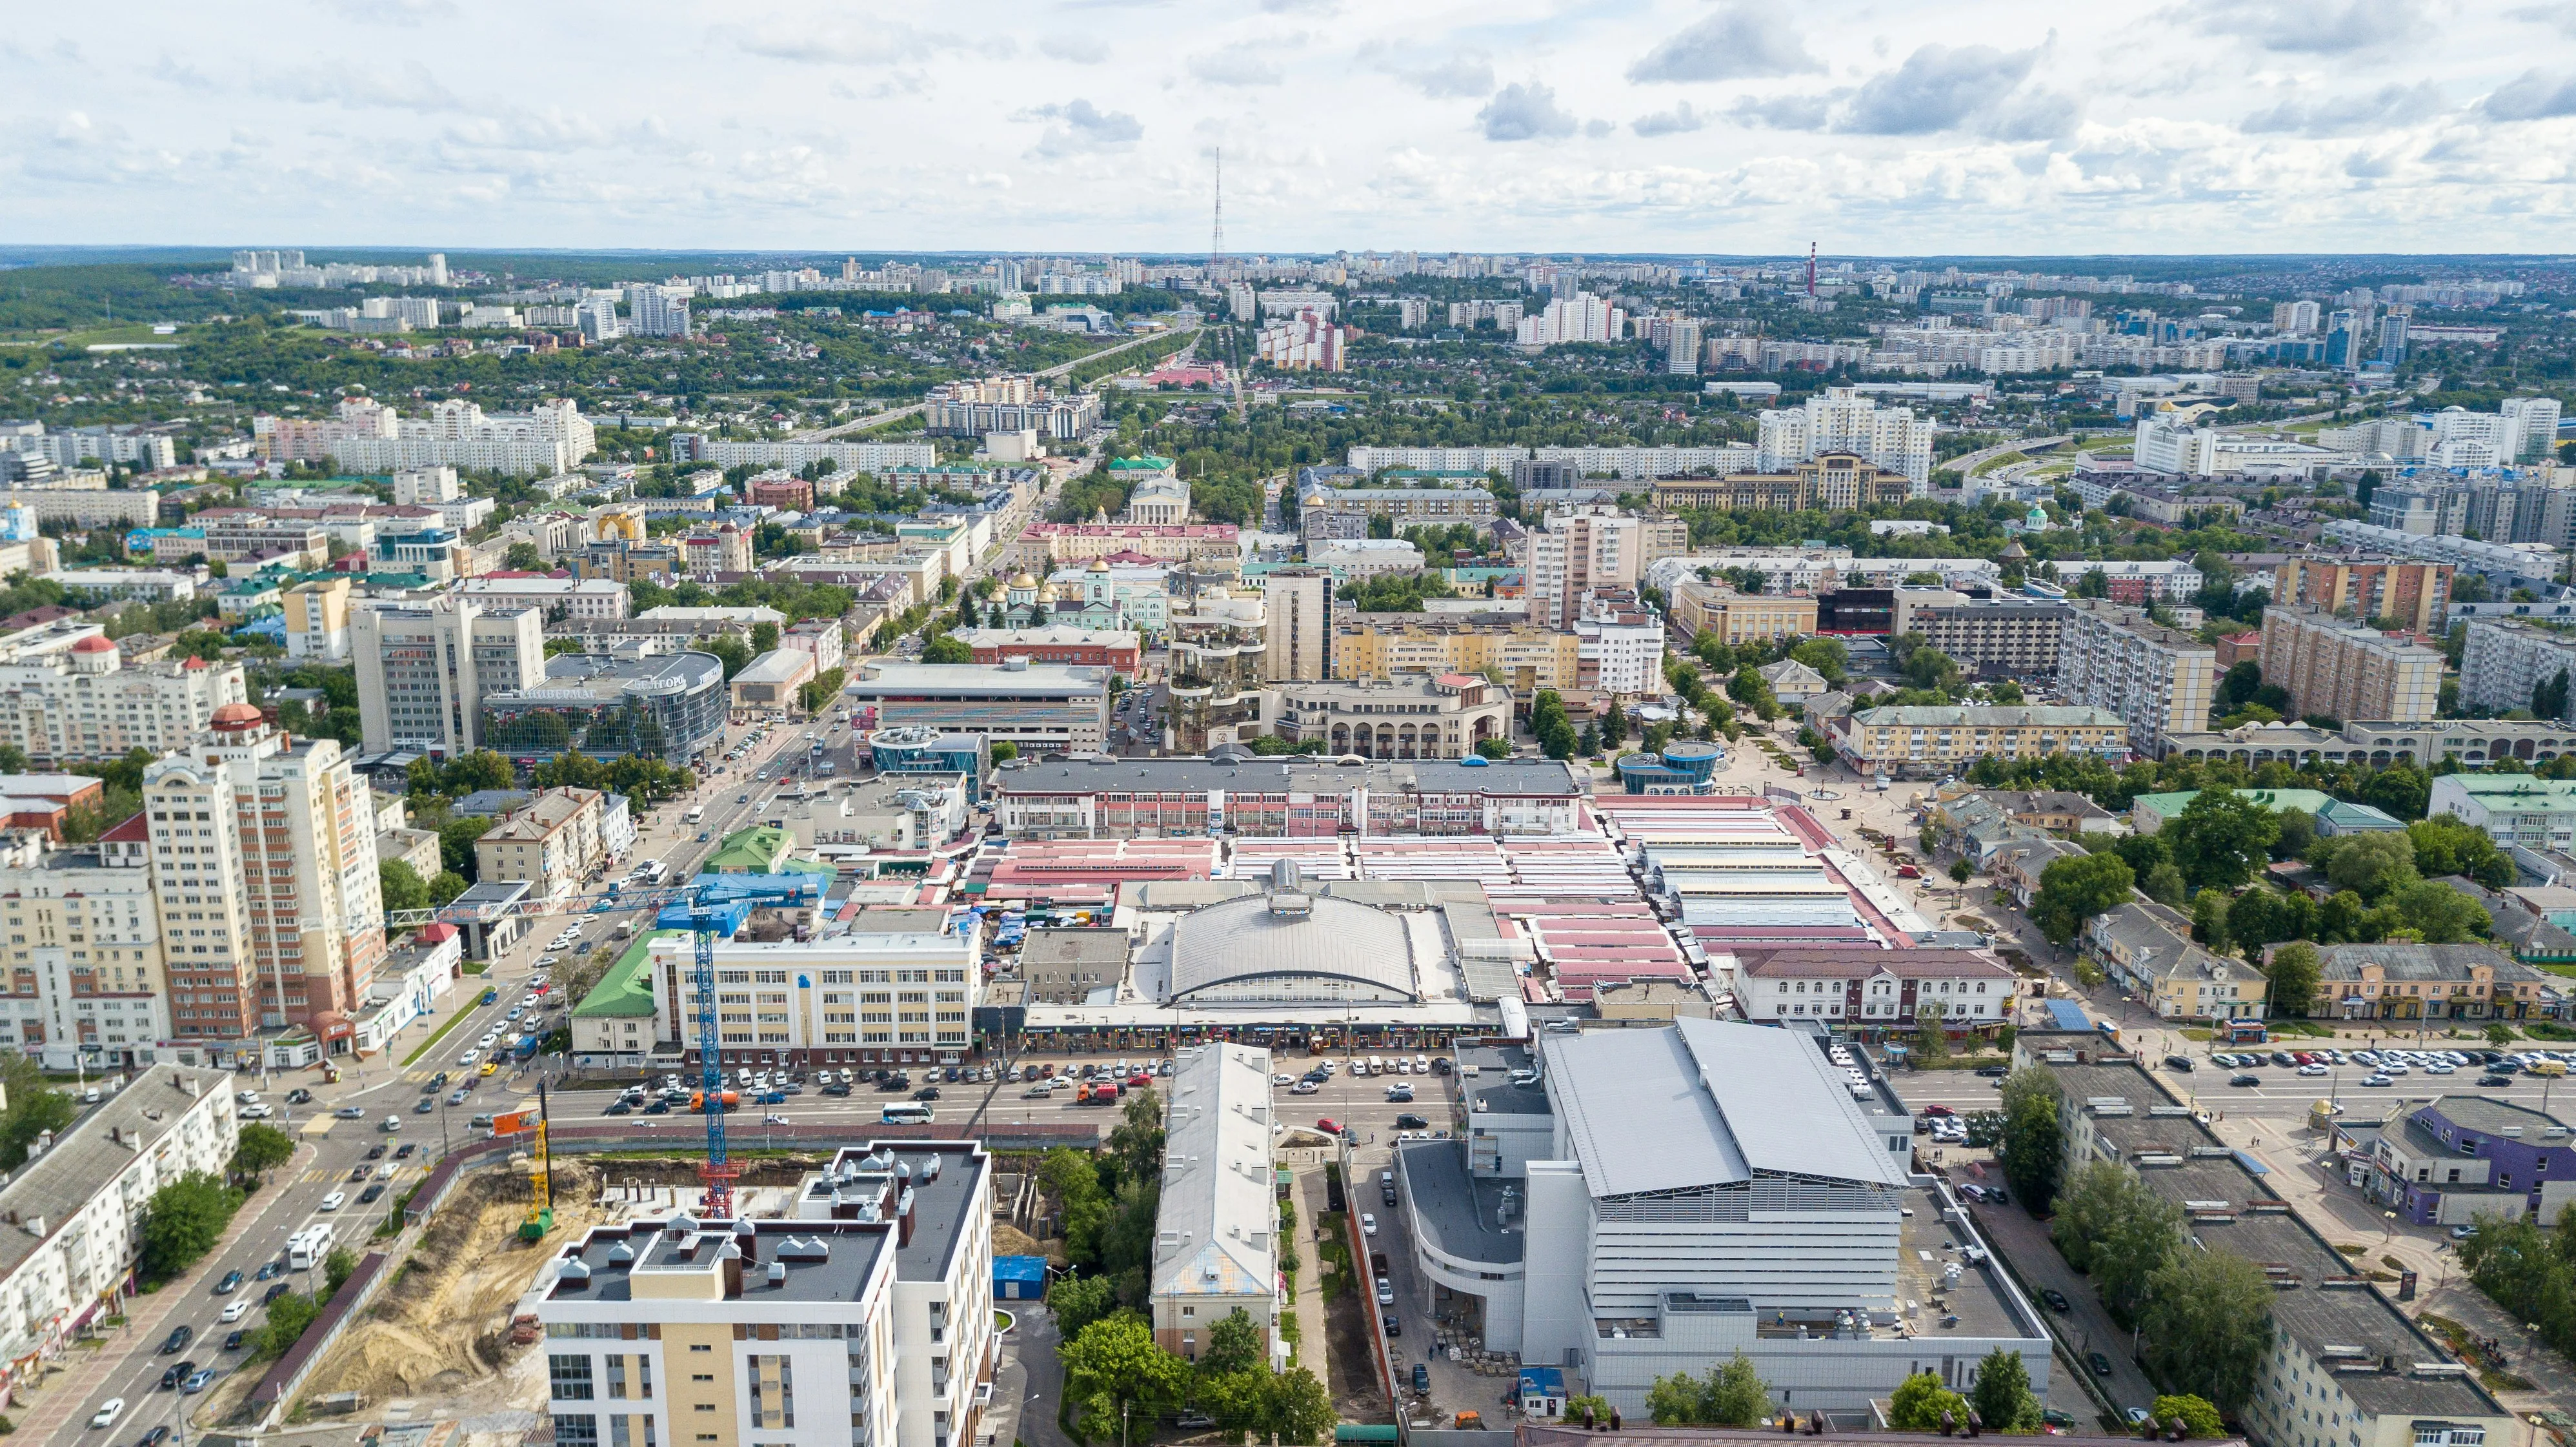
[399,1001,485,1067]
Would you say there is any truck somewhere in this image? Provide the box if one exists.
[1081,1083,1121,1105]
[684,806,705,825]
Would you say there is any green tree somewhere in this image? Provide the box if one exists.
[990,740,1020,764]
[2031,851,2135,946]
[1949,858,1973,885]
[251,1290,321,1360]
[2191,887,2234,953]
[707,633,753,679]
[0,1057,74,1170]
[1258,1366,1336,1444]
[2142,861,2189,907]
[503,541,545,571]
[1997,1069,2063,1213]
[137,1171,243,1282]
[2325,830,2418,902]
[1914,998,1951,1064]
[2537,666,2570,722]
[324,1246,358,1297]
[2488,1021,2519,1048]
[1040,1148,1112,1268]
[2271,808,2316,860]
[1196,1307,1262,1376]
[228,1122,295,1181]
[1886,1371,1971,1432]
[2051,1160,2184,1321]
[2166,788,2281,889]
[1059,1312,1190,1444]
[2140,1250,2275,1413]
[1969,1346,2039,1432]
[750,621,781,654]
[1644,1351,1773,1427]
[2263,940,2320,1017]
[378,858,430,913]
[1050,1272,1117,1342]
[438,816,493,879]
[1111,1086,1166,1184]
[2150,1394,2228,1438]
[429,869,468,906]
[921,635,973,664]
[2408,815,2516,889]
[2377,880,2490,944]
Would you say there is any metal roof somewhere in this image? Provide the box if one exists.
[1167,891,1416,1000]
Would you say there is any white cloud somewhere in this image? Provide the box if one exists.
[1038,34,1109,63]
[1476,81,1576,142]
[1189,43,1282,86]
[2240,82,2446,134]
[1404,54,1493,99]
[2483,70,2576,121]
[1627,3,1821,83]
[2175,0,2427,54]
[1014,98,1142,157]
[1632,103,1706,137]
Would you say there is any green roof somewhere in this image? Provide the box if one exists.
[1107,455,1174,471]
[2132,788,2338,819]
[2439,775,2576,805]
[706,826,794,874]
[572,930,678,1019]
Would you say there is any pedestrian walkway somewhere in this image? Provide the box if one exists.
[21,1142,318,1447]
[1291,1169,1330,1373]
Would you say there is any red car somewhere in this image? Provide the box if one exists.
[1921,1104,1957,1118]
[1896,864,1922,879]
[1127,1072,1152,1088]
[1316,1118,1340,1135]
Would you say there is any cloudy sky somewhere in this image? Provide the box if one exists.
[7,0,2576,256]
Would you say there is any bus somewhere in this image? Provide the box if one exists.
[684,806,705,825]
[287,1223,336,1271]
[880,1102,935,1126]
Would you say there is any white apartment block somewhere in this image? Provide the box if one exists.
[627,284,691,338]
[2057,598,2214,757]
[0,833,170,1069]
[1345,447,1526,474]
[673,440,939,472]
[391,465,462,505]
[2460,619,2576,722]
[327,398,598,478]
[0,631,247,765]
[1533,445,1756,480]
[460,574,634,621]
[352,598,547,755]
[148,705,387,1044]
[0,1068,239,1402]
[1515,292,1625,346]
[1756,387,1937,491]
[1573,593,1665,695]
[537,1140,996,1447]
[649,931,982,1069]
[1528,509,1642,629]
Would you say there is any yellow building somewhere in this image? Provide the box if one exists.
[283,576,352,663]
[1650,453,1913,512]
[1331,611,1580,692]
[1666,580,1818,643]
[1831,705,2128,778]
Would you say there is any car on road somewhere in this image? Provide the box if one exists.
[255,1262,280,1281]
[2228,1073,2262,1087]
[1973,1064,2009,1078]
[161,1361,194,1390]
[219,1300,247,1322]
[1376,1278,1394,1306]
[223,1330,248,1351]
[320,1191,347,1211]
[138,1428,172,1447]
[912,1086,941,1102]
[604,1100,632,1115]
[215,1270,243,1295]
[1920,1104,1957,1117]
[360,1184,386,1204]
[285,1089,312,1105]
[2163,1055,2195,1072]
[1411,1362,1429,1393]
[91,1398,126,1429]
[181,1370,215,1395]
[447,1089,470,1105]
[334,1104,366,1118]
[1394,1113,1430,1129]
[159,1326,192,1354]
[2479,1074,2515,1088]
[1316,1117,1340,1135]
[2040,1288,2070,1313]
[2363,1073,2395,1087]
[239,1103,272,1118]
[2088,1351,2113,1377]
[2299,1064,2329,1076]
[414,1098,436,1114]
[1291,1080,1319,1095]
[1382,1313,1400,1337]
[1360,1213,1378,1235]
[263,1283,290,1305]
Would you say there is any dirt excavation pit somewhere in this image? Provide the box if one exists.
[300,1158,613,1414]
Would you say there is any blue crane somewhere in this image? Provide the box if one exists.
[394,871,821,1220]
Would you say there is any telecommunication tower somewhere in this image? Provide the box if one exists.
[1211,148,1226,268]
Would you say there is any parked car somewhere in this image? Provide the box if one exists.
[2040,1288,2070,1313]
[159,1326,193,1354]
[2088,1351,2113,1377]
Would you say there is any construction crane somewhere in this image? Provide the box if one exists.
[519,1080,554,1240]
[395,871,823,1224]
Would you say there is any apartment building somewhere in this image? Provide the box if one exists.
[2082,901,2268,1023]
[0,1069,239,1401]
[459,574,634,621]
[2049,559,2202,603]
[2033,1049,2516,1447]
[0,631,248,765]
[1573,590,1665,694]
[1333,610,1578,692]
[1889,590,2069,678]
[1527,507,1645,630]
[284,578,352,662]
[1755,387,1937,489]
[2432,774,2576,852]
[2460,618,2576,721]
[1649,453,1913,513]
[842,662,1109,754]
[2057,598,2214,756]
[1012,523,1238,572]
[992,757,1584,840]
[2259,603,2442,724]
[647,929,980,1068]
[1664,581,1817,644]
[1262,571,1333,682]
[1830,705,2128,778]
[145,703,386,1052]
[1273,673,1512,759]
[1152,1044,1281,1361]
[1298,485,1498,534]
[352,598,547,755]
[2271,557,2453,632]
[2310,942,2556,1022]
[476,788,610,903]
[0,833,169,1068]
[536,1140,996,1447]
[1724,946,2017,1029]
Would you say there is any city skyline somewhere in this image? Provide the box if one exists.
[5,0,2575,253]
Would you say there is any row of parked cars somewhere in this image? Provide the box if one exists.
[2195,1044,2562,1091]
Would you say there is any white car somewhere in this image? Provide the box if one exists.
[90,1399,125,1430]
[319,1191,346,1211]
[220,1300,248,1322]
[1273,1074,1296,1086]
[239,1104,272,1119]
[478,1032,499,1048]
[458,1049,481,1067]
[1360,1213,1378,1236]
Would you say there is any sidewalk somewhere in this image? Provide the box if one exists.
[21,1143,318,1447]
[1291,1169,1329,1373]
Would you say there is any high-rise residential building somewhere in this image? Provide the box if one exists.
[1255,309,1346,370]
[0,830,168,1069]
[474,788,609,903]
[285,578,353,663]
[2257,604,2443,724]
[145,703,385,1048]
[1528,507,1644,630]
[1648,454,1913,513]
[534,1142,996,1447]
[2460,619,2576,722]
[322,397,597,477]
[2057,598,2215,756]
[1573,590,1665,694]
[1664,319,1702,376]
[1260,569,1333,681]
[2269,557,2453,632]
[1514,291,1625,346]
[1888,591,2071,679]
[2271,299,2320,334]
[0,629,248,765]
[352,598,546,754]
[2504,395,2565,463]
[626,283,691,338]
[1755,387,1937,492]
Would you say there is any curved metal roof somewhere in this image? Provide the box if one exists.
[1167,892,1415,1000]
